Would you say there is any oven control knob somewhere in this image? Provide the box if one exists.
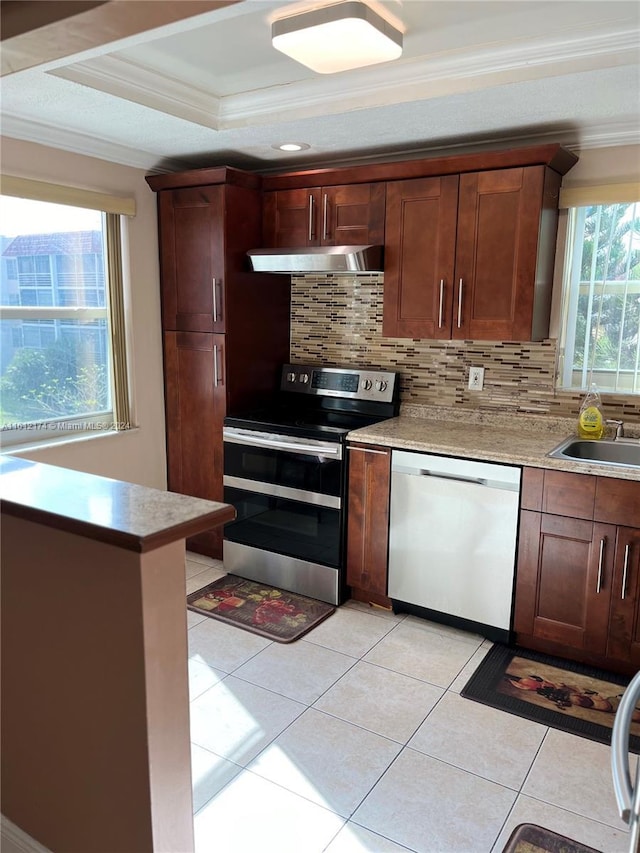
[362,379,372,390]
[287,372,297,382]
[299,373,309,383]
[375,380,388,392]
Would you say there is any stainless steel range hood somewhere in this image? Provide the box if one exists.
[247,245,383,274]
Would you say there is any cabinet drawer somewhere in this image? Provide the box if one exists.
[541,470,596,520]
[595,478,640,528]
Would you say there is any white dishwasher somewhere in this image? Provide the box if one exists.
[387,449,521,642]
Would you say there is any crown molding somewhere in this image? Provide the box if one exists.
[0,115,189,172]
[45,26,638,131]
[220,28,638,126]
[2,114,636,176]
[50,55,221,130]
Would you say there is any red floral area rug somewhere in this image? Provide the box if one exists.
[187,575,335,643]
[462,643,640,753]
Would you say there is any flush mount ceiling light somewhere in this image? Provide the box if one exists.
[271,0,403,74]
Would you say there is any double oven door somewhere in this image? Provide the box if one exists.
[222,426,346,604]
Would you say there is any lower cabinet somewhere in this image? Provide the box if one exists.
[346,444,391,607]
[607,526,640,667]
[163,331,226,556]
[514,468,640,675]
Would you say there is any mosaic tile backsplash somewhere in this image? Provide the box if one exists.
[290,274,640,423]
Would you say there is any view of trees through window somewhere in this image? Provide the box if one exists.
[0,197,112,431]
[562,201,640,393]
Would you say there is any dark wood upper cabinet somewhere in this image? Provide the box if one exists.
[383,175,458,339]
[383,165,561,341]
[263,183,385,248]
[158,185,225,333]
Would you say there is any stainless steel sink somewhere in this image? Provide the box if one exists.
[548,436,640,468]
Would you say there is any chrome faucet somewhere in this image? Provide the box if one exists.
[606,419,625,440]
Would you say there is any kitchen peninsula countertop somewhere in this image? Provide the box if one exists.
[0,455,236,551]
[347,405,640,482]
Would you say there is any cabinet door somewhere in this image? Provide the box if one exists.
[263,183,385,248]
[382,175,459,338]
[346,444,391,604]
[263,188,321,247]
[323,184,385,246]
[453,167,545,341]
[607,527,640,667]
[163,331,226,556]
[159,187,225,333]
[514,511,613,654]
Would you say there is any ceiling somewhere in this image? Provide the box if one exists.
[1,0,639,175]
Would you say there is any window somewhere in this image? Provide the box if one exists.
[0,190,131,446]
[558,199,640,394]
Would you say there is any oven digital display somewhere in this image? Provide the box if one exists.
[312,371,359,393]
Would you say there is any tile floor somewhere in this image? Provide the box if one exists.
[185,552,634,853]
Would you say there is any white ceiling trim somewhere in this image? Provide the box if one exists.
[220,29,638,125]
[47,26,637,132]
[2,114,637,175]
[0,114,190,172]
[50,55,221,130]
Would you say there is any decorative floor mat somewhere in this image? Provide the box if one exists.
[187,574,335,643]
[502,822,602,853]
[462,643,640,752]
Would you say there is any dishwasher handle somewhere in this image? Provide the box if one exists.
[393,464,519,492]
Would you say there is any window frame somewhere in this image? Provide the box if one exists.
[0,181,135,448]
[556,184,640,396]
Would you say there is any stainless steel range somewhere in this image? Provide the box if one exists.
[222,364,399,604]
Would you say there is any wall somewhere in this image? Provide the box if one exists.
[290,144,640,424]
[0,137,167,488]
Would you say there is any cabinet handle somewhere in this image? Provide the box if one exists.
[308,195,315,242]
[597,537,606,593]
[438,279,444,328]
[212,278,219,323]
[322,194,328,241]
[457,278,463,329]
[213,344,221,387]
[621,543,630,600]
[348,446,389,456]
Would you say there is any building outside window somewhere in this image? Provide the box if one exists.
[0,191,131,446]
[558,199,640,395]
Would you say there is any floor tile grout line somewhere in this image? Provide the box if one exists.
[517,790,632,835]
[487,726,551,853]
[187,591,628,850]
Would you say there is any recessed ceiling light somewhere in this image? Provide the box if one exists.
[272,0,403,75]
[273,143,311,152]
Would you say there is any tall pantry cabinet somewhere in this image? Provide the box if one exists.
[147,167,290,558]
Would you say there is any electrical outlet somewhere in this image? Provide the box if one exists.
[468,366,485,390]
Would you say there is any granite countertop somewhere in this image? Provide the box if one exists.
[0,456,236,552]
[347,406,640,482]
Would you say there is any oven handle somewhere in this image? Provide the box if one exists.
[223,428,343,459]
[224,475,341,509]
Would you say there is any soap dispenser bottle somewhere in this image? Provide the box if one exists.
[578,382,604,439]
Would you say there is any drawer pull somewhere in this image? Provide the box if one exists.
[597,537,606,593]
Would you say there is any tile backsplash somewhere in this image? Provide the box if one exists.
[290,274,640,422]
